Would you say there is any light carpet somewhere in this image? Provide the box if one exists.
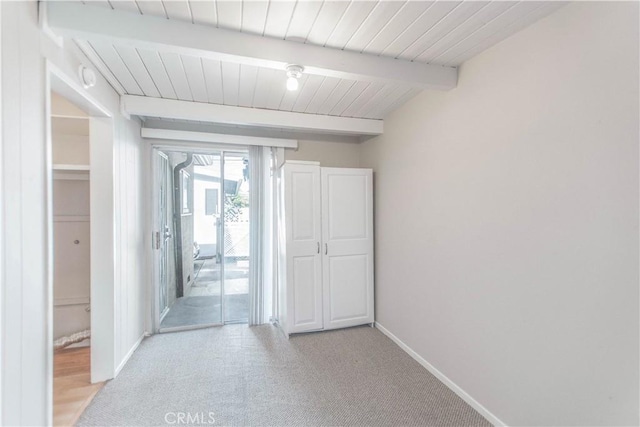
[78,325,491,426]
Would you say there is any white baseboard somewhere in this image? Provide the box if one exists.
[114,333,145,377]
[374,322,506,427]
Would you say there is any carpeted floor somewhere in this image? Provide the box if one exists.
[78,325,491,426]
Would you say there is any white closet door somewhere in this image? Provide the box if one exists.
[284,163,323,333]
[321,168,374,330]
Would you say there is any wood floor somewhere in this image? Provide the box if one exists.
[53,347,103,426]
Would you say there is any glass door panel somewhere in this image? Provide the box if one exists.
[222,152,250,323]
[188,152,224,326]
[159,151,224,330]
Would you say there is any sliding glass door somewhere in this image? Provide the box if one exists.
[157,149,250,331]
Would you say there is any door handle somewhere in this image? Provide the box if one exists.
[317,242,320,254]
[325,243,328,255]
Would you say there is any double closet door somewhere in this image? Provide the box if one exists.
[281,161,374,335]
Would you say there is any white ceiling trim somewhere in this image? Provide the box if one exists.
[141,128,298,149]
[122,95,383,136]
[46,1,458,91]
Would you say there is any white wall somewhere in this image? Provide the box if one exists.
[113,112,146,373]
[52,177,91,342]
[1,3,48,425]
[285,140,361,167]
[51,93,90,165]
[360,2,639,426]
[1,1,147,424]
[193,176,220,250]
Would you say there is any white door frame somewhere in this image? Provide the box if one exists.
[157,150,171,323]
[45,60,116,384]
[148,146,164,333]
[150,147,179,333]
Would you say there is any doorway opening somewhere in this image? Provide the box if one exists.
[50,91,98,427]
[51,92,92,351]
[155,148,251,331]
[47,61,117,426]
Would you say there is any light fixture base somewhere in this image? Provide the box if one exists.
[286,64,304,79]
[285,64,304,91]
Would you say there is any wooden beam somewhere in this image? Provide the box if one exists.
[123,96,383,135]
[46,2,457,90]
[141,128,298,149]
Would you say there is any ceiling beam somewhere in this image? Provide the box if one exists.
[141,128,298,149]
[46,2,457,91]
[122,96,383,136]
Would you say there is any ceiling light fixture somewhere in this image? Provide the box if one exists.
[286,64,304,91]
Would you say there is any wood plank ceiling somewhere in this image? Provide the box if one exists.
[76,1,565,120]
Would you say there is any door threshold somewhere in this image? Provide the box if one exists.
[224,320,249,325]
[158,323,223,334]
